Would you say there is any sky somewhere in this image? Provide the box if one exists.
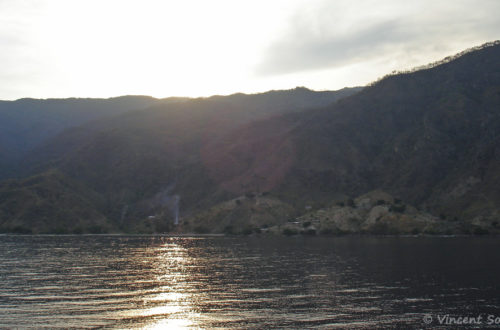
[0,0,498,100]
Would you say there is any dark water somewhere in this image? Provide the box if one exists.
[0,235,499,329]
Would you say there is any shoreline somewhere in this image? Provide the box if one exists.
[0,233,497,238]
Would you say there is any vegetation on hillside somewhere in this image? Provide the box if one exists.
[1,42,499,235]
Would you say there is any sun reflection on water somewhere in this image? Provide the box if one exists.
[123,238,203,329]
[2,236,496,329]
[144,318,195,329]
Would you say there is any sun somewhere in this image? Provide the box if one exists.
[31,0,301,99]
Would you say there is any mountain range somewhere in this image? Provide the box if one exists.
[1,41,499,235]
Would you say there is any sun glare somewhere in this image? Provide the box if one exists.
[1,0,496,99]
[31,0,302,98]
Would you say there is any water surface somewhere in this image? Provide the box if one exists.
[0,235,499,328]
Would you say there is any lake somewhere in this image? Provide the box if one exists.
[0,235,499,328]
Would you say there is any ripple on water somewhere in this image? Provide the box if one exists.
[0,235,499,328]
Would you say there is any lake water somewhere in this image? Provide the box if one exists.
[0,235,499,329]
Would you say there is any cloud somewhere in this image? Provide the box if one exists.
[257,19,410,75]
[256,0,500,76]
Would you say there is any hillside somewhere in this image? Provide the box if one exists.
[0,87,361,233]
[0,95,160,179]
[219,41,500,227]
[0,42,499,234]
[0,169,110,234]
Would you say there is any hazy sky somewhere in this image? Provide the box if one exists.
[0,0,498,99]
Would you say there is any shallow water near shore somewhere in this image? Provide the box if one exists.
[0,235,499,328]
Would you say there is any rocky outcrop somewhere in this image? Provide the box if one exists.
[291,190,465,235]
[181,190,500,236]
[183,193,295,235]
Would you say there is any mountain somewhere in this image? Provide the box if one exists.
[1,41,499,235]
[0,169,110,234]
[0,95,160,179]
[269,41,500,225]
[0,87,361,233]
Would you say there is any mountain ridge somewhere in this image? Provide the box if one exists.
[0,86,363,233]
[1,41,499,234]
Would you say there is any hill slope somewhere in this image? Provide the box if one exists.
[0,87,361,233]
[0,169,109,234]
[1,42,499,234]
[0,96,160,179]
[229,41,500,224]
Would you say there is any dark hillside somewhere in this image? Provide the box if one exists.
[0,96,159,179]
[1,41,499,233]
[0,87,360,232]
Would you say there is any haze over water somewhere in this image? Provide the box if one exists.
[0,235,499,328]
